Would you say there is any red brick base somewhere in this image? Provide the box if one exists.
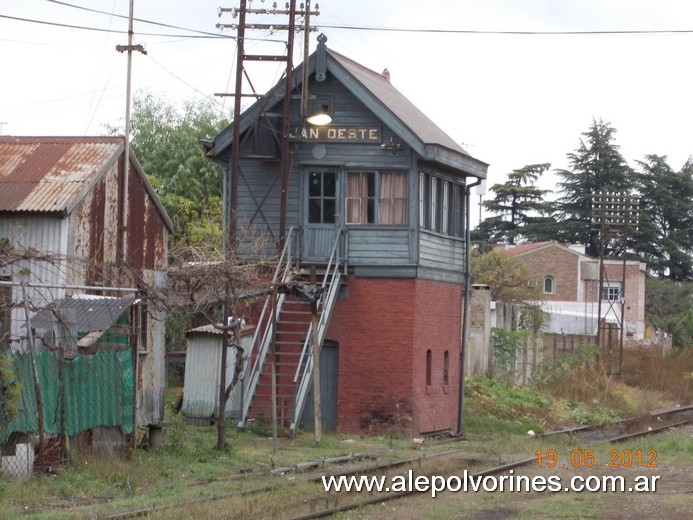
[327,277,463,436]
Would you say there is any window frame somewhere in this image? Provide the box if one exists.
[345,170,408,226]
[601,281,623,302]
[418,170,465,238]
[543,275,555,295]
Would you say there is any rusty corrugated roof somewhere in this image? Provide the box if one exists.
[0,136,123,213]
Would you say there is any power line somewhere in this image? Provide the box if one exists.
[44,0,226,39]
[5,12,693,40]
[0,13,232,39]
[318,23,693,36]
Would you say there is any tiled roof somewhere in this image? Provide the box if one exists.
[504,241,556,256]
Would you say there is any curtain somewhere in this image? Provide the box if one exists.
[380,172,407,224]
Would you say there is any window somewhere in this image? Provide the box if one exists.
[441,181,450,234]
[419,172,427,228]
[380,172,407,224]
[308,171,336,224]
[443,350,449,386]
[346,172,374,224]
[346,171,407,225]
[418,171,465,237]
[601,281,622,302]
[543,276,555,294]
[426,349,432,386]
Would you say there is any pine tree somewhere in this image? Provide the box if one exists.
[474,163,553,245]
[554,119,633,257]
[635,155,693,281]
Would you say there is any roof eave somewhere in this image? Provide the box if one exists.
[423,144,488,179]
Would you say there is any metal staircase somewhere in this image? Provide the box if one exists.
[237,229,343,437]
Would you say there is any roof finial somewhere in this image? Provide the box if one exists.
[315,33,328,82]
[381,68,390,81]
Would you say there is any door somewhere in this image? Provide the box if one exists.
[301,340,339,433]
[303,169,339,261]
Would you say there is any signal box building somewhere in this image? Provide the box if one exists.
[205,38,488,436]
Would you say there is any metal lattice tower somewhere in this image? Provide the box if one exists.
[591,191,640,370]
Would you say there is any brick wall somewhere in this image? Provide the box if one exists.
[327,277,462,435]
[603,262,645,329]
[517,246,580,301]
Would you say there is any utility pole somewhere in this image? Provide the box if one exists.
[215,1,319,449]
[217,1,319,251]
[116,0,146,452]
[116,0,146,263]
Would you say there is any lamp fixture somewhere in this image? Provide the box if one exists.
[380,137,404,154]
[306,111,332,126]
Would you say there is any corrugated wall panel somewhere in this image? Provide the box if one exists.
[0,349,134,443]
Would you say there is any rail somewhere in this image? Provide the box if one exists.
[289,229,343,436]
[238,227,297,429]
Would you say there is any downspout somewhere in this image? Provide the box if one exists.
[458,176,481,434]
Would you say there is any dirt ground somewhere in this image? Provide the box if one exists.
[336,425,693,520]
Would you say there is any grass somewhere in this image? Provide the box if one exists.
[1,344,691,518]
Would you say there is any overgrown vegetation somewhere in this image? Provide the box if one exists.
[0,353,21,424]
[467,342,692,431]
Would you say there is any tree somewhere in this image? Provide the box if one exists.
[471,249,542,303]
[554,119,634,257]
[109,92,230,248]
[645,277,693,348]
[634,155,693,281]
[473,163,554,245]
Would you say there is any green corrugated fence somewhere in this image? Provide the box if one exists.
[0,349,134,443]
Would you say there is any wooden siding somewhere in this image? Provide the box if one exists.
[419,231,464,271]
[346,228,412,265]
[233,69,470,280]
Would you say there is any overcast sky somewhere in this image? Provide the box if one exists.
[2,0,693,223]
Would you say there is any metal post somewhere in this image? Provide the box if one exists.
[459,178,480,433]
[270,286,278,452]
[310,266,322,442]
[217,302,229,451]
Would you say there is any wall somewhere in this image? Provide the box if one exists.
[411,278,462,434]
[328,277,415,434]
[466,285,492,376]
[518,246,580,301]
[327,277,462,435]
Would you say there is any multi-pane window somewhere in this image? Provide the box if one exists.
[346,172,375,224]
[346,171,407,225]
[419,171,465,237]
[308,171,336,224]
[601,282,622,302]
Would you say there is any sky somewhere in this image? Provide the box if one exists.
[2,0,693,224]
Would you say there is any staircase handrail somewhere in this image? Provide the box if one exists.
[289,230,343,434]
[238,227,296,426]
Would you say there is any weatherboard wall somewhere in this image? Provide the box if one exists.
[231,73,471,279]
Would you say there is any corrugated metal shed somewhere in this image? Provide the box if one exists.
[0,136,174,232]
[0,349,134,443]
[182,324,255,424]
[30,295,137,333]
[0,137,121,214]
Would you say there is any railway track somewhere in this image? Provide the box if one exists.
[99,405,691,519]
[287,404,693,520]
